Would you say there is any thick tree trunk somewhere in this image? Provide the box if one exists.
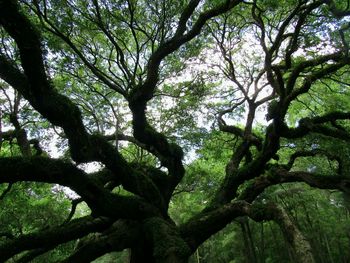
[130,241,155,263]
[129,218,191,263]
[129,245,189,263]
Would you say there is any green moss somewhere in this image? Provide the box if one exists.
[143,217,191,262]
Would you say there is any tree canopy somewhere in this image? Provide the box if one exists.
[0,0,350,262]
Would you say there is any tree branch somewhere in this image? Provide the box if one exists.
[247,203,315,263]
[0,216,114,262]
[281,111,350,141]
[0,1,164,205]
[285,149,344,174]
[128,0,243,201]
[0,156,161,218]
[60,220,140,263]
[62,198,84,225]
[180,200,249,251]
[238,167,350,202]
[286,51,345,95]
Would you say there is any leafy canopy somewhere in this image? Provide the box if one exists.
[0,0,350,262]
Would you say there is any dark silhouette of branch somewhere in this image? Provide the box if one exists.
[0,156,160,219]
[62,198,84,225]
[59,220,140,263]
[0,216,114,262]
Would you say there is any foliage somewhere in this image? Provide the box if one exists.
[1,0,350,262]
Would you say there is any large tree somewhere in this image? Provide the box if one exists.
[0,0,350,262]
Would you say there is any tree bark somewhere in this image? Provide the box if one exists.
[249,203,315,263]
[130,242,155,263]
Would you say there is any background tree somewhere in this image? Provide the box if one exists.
[0,0,350,262]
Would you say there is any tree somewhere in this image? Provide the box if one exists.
[0,0,350,262]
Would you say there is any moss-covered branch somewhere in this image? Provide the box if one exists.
[281,112,350,140]
[238,167,350,202]
[180,201,249,251]
[143,217,191,262]
[0,1,164,205]
[60,220,140,263]
[128,0,244,200]
[248,203,315,263]
[0,216,113,262]
[0,156,161,219]
[182,165,350,252]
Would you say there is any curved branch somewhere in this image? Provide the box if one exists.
[281,111,350,141]
[130,0,243,104]
[182,168,344,259]
[60,220,140,263]
[238,167,350,202]
[0,156,161,219]
[286,149,344,174]
[276,169,350,194]
[175,0,201,37]
[180,200,249,251]
[128,0,243,199]
[0,216,114,262]
[247,203,315,263]
[287,57,350,102]
[181,197,313,261]
[104,131,148,150]
[62,198,84,225]
[209,126,281,207]
[286,51,345,95]
[218,120,263,150]
[0,1,163,205]
[284,0,326,69]
[91,0,133,86]
[0,2,94,163]
[33,3,128,95]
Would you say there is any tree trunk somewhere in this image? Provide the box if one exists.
[274,206,315,263]
[130,240,155,263]
[129,218,191,263]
